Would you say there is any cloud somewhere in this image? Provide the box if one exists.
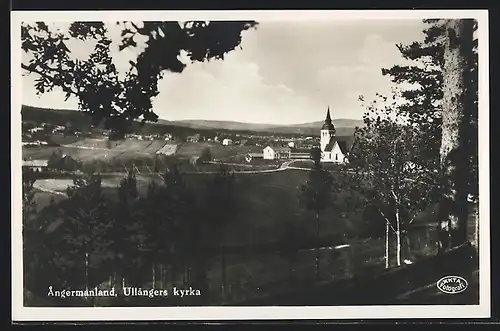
[153,51,316,125]
[21,19,428,124]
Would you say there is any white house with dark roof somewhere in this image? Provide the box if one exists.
[22,159,49,172]
[263,146,291,160]
[320,107,350,164]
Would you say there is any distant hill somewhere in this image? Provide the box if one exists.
[21,105,364,136]
[162,119,275,132]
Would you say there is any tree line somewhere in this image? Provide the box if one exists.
[23,163,240,306]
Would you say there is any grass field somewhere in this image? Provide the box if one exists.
[176,142,262,160]
[31,169,357,245]
[68,138,110,149]
[22,138,263,167]
[48,135,83,145]
[32,189,67,207]
[23,146,61,160]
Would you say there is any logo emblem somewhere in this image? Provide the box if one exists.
[436,276,468,294]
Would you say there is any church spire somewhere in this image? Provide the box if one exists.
[321,106,335,131]
[325,106,332,122]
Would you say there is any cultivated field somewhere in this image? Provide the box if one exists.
[23,137,265,164]
[156,143,178,156]
[68,138,111,149]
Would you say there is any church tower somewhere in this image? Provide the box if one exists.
[320,106,336,151]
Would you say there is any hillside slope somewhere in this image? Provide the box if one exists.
[21,105,363,136]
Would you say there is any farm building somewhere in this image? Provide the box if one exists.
[22,159,48,172]
[187,134,201,143]
[245,152,264,163]
[290,148,313,159]
[163,133,173,141]
[263,146,291,160]
[222,138,233,146]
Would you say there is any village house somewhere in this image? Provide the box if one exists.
[319,107,351,164]
[52,125,66,134]
[22,159,49,172]
[29,127,44,134]
[222,138,233,146]
[187,133,201,143]
[263,146,291,160]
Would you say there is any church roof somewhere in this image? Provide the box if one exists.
[323,136,353,153]
[321,106,336,131]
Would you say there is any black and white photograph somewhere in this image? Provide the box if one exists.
[11,10,490,321]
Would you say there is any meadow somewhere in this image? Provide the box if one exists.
[34,169,375,245]
[176,142,262,160]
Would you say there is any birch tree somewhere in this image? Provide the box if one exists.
[347,95,440,267]
[381,19,478,250]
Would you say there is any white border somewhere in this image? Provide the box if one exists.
[11,10,490,321]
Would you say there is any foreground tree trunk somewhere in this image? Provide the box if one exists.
[437,18,475,251]
[395,209,402,266]
[385,221,390,269]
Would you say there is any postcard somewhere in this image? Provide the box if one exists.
[11,9,490,321]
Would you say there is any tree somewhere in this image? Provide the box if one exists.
[21,21,258,137]
[22,170,41,298]
[47,149,63,169]
[112,170,139,289]
[438,19,476,249]
[381,19,478,250]
[56,173,114,293]
[300,148,333,280]
[200,147,212,163]
[203,163,239,298]
[347,94,440,267]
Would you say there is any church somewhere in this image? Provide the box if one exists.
[319,107,350,164]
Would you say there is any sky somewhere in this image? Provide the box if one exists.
[21,19,427,125]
